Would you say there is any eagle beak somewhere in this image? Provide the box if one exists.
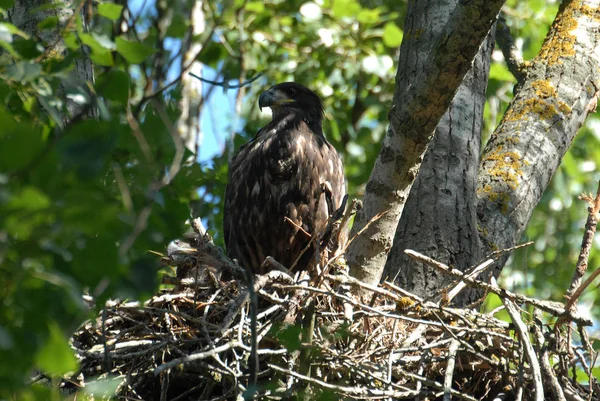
[259,88,294,111]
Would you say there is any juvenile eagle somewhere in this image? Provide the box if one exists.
[224,82,346,274]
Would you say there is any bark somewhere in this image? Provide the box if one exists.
[9,0,94,120]
[383,1,494,305]
[346,0,504,287]
[477,0,600,278]
[177,0,205,153]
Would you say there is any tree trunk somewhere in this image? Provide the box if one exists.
[346,0,504,288]
[477,0,600,277]
[9,0,94,121]
[383,1,494,305]
[177,0,205,154]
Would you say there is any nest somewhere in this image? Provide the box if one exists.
[64,226,599,401]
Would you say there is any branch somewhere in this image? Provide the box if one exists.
[404,250,592,326]
[347,0,505,286]
[495,15,527,82]
[500,293,543,401]
[565,180,600,311]
[188,71,263,90]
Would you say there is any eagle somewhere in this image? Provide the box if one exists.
[223,82,346,275]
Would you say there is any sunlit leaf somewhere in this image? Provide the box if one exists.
[115,37,156,64]
[98,3,124,21]
[246,1,265,13]
[35,322,78,375]
[382,22,403,47]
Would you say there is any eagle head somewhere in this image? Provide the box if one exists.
[258,82,324,124]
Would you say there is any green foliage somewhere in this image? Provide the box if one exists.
[0,1,199,396]
[1,0,599,397]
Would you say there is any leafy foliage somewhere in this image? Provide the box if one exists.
[0,0,598,397]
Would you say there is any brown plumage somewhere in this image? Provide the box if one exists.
[223,82,346,274]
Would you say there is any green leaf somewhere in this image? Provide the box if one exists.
[357,9,380,24]
[0,0,14,10]
[166,13,189,38]
[80,33,114,66]
[35,322,78,375]
[98,3,124,21]
[3,61,42,82]
[63,32,79,50]
[489,63,516,82]
[332,0,361,18]
[37,16,58,31]
[383,22,403,47]
[7,186,51,211]
[84,377,122,398]
[246,1,265,13]
[58,120,118,178]
[0,22,29,41]
[197,41,226,67]
[97,69,130,104]
[0,107,44,171]
[115,37,156,64]
[274,324,302,352]
[12,38,43,59]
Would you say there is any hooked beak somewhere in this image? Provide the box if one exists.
[258,88,294,111]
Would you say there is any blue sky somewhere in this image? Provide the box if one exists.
[130,0,237,162]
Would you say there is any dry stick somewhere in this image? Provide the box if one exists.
[443,339,460,401]
[268,363,419,399]
[154,340,243,374]
[532,309,566,401]
[445,258,494,304]
[565,180,600,311]
[404,250,592,326]
[500,289,543,401]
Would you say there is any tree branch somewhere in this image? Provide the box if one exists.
[347,0,505,286]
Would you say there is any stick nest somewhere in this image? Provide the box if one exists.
[64,232,599,401]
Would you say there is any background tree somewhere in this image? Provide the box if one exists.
[1,0,599,398]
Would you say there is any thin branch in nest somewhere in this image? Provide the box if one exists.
[154,340,244,375]
[500,289,543,401]
[565,179,600,311]
[443,258,495,305]
[268,363,419,399]
[532,309,566,401]
[188,71,263,90]
[443,339,460,401]
[404,249,592,326]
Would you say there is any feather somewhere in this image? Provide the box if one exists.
[224,83,346,274]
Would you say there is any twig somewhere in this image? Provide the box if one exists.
[495,15,526,82]
[443,339,460,401]
[404,250,592,326]
[189,72,263,90]
[154,341,243,374]
[444,258,494,304]
[500,291,543,401]
[565,180,600,311]
[532,309,566,401]
[268,363,419,398]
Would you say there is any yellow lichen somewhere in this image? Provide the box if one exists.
[536,0,600,65]
[504,98,558,122]
[482,148,525,191]
[532,80,557,98]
